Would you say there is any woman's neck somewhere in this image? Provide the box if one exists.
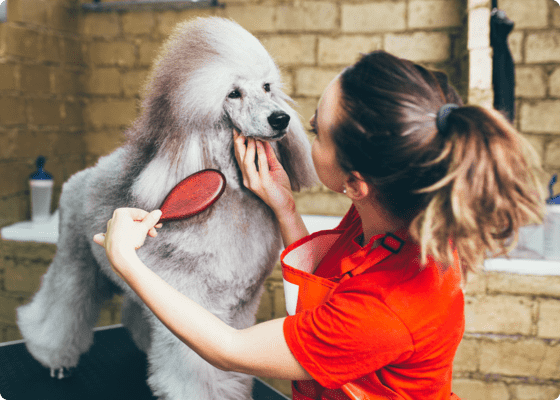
[353,200,405,246]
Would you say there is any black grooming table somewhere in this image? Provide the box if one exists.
[0,325,289,400]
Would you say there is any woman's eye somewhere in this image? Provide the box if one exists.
[228,89,241,99]
[263,83,270,92]
[307,125,318,135]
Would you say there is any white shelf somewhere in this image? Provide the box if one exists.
[2,212,559,275]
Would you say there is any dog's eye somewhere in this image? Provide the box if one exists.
[228,89,241,99]
[263,83,270,92]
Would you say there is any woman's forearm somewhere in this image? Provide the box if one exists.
[275,207,309,248]
[115,250,312,381]
[118,250,235,370]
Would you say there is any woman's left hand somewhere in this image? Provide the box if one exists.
[93,208,162,277]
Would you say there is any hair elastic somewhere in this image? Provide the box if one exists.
[436,103,459,134]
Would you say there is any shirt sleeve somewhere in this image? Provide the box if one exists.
[283,276,415,389]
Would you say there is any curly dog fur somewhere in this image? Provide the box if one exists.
[17,17,317,400]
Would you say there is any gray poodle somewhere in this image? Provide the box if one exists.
[17,17,317,400]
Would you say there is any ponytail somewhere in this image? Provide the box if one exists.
[409,106,546,273]
[335,51,546,276]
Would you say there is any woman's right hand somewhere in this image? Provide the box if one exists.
[233,129,295,216]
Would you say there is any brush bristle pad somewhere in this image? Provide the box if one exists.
[159,169,226,222]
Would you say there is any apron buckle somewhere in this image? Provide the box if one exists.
[381,232,404,254]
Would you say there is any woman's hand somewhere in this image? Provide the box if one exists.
[233,129,295,215]
[93,208,162,278]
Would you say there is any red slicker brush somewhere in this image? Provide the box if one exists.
[158,169,226,222]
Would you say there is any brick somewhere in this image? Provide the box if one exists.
[468,7,490,50]
[453,337,479,372]
[256,287,273,322]
[86,99,137,128]
[84,129,127,157]
[53,130,86,155]
[223,6,276,33]
[545,140,560,168]
[81,13,120,38]
[156,10,215,38]
[508,31,523,64]
[89,41,136,67]
[40,34,63,64]
[538,299,560,338]
[61,102,84,127]
[479,338,560,379]
[522,134,545,167]
[550,68,560,97]
[295,67,341,97]
[500,0,548,29]
[138,41,162,67]
[464,295,533,335]
[260,35,316,66]
[468,0,490,8]
[487,272,560,297]
[49,1,79,33]
[295,191,352,216]
[290,96,320,126]
[0,293,25,323]
[0,194,29,226]
[280,72,294,97]
[409,0,462,29]
[515,66,546,98]
[123,69,150,97]
[520,101,560,134]
[468,88,493,109]
[451,380,509,400]
[5,325,23,342]
[463,271,487,294]
[511,384,560,400]
[554,5,560,28]
[342,2,406,33]
[53,68,82,95]
[4,25,39,58]
[29,99,63,126]
[526,31,560,64]
[20,65,51,94]
[318,35,383,66]
[63,37,84,66]
[469,47,492,90]
[275,2,337,32]
[88,68,121,95]
[4,259,48,293]
[0,64,18,91]
[7,0,49,26]
[273,284,287,318]
[385,32,451,62]
[0,97,26,125]
[122,11,155,35]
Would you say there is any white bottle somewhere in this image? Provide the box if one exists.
[29,156,53,223]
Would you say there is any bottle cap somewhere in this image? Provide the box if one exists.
[29,156,53,180]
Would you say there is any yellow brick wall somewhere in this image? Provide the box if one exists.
[0,0,86,227]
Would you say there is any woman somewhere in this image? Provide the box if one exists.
[93,51,544,399]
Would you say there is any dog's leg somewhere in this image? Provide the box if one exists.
[146,318,254,400]
[121,295,152,354]
[17,180,118,377]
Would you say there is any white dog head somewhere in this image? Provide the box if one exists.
[129,17,317,200]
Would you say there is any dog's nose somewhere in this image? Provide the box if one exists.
[268,112,290,131]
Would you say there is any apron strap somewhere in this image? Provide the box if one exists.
[342,232,405,280]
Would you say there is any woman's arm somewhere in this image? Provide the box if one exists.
[93,208,312,381]
[233,130,309,247]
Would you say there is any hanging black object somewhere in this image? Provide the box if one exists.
[490,2,515,123]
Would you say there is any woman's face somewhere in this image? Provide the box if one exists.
[310,77,349,194]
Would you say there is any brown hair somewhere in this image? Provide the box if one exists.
[334,51,545,274]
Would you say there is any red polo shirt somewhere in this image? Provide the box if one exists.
[283,207,465,399]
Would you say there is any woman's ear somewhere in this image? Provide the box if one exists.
[344,172,371,200]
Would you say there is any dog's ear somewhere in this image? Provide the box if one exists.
[275,98,319,192]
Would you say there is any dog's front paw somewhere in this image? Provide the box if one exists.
[50,367,74,379]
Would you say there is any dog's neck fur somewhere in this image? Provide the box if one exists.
[130,122,243,211]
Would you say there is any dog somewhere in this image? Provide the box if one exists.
[17,17,317,400]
